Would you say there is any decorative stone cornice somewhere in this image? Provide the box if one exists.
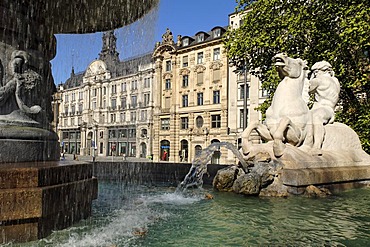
[194,65,206,73]
[162,72,173,79]
[210,61,223,70]
[179,68,190,76]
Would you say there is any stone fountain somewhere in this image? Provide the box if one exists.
[212,53,370,197]
[0,0,158,243]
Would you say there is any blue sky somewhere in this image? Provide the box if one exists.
[51,0,237,85]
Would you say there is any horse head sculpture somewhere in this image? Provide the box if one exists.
[242,53,311,158]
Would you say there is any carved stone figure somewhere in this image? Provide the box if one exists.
[308,61,340,151]
[8,50,42,114]
[242,53,311,157]
[162,28,174,44]
[241,53,370,166]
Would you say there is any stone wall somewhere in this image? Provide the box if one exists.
[93,161,225,186]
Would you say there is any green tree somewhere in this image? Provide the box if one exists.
[224,0,370,153]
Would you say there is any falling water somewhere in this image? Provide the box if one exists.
[178,141,248,190]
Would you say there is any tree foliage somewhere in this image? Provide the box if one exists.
[224,0,370,153]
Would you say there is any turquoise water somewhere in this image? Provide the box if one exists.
[11,182,370,247]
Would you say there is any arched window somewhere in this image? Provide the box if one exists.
[195,145,202,157]
[211,139,221,164]
[180,139,189,162]
[140,142,147,158]
[160,140,170,161]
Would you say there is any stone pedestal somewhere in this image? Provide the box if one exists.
[0,161,98,244]
[282,166,370,194]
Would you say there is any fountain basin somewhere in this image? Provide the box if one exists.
[0,161,98,244]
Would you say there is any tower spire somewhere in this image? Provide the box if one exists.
[99,30,119,64]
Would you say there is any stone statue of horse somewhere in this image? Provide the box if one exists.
[242,53,311,157]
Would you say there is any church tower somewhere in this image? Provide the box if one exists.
[99,30,119,66]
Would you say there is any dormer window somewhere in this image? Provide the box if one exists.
[213,28,221,38]
[183,38,189,46]
[197,33,204,42]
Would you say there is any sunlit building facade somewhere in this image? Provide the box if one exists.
[54,13,268,162]
[55,31,154,158]
[152,27,235,163]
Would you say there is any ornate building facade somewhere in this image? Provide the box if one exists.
[55,31,154,158]
[152,27,234,163]
[54,15,267,163]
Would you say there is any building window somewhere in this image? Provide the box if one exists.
[144,78,151,88]
[240,84,249,99]
[213,28,221,38]
[240,109,249,128]
[261,88,269,97]
[121,82,126,92]
[182,95,188,107]
[197,33,204,42]
[111,98,117,110]
[64,94,69,102]
[109,129,117,138]
[64,106,68,114]
[197,52,203,64]
[121,97,126,109]
[196,116,204,128]
[129,128,136,138]
[120,112,125,122]
[195,145,202,156]
[213,69,220,83]
[161,118,170,130]
[71,93,75,101]
[166,61,172,71]
[181,117,189,129]
[92,101,97,110]
[131,80,137,90]
[213,48,220,61]
[211,115,221,128]
[103,87,106,95]
[144,93,150,106]
[141,110,147,121]
[110,113,116,123]
[130,111,136,122]
[197,72,204,85]
[131,95,137,108]
[182,75,188,87]
[213,90,220,104]
[112,84,117,94]
[71,105,75,115]
[182,38,189,46]
[78,92,83,100]
[92,88,97,97]
[197,92,203,106]
[78,104,83,113]
[165,79,171,90]
[182,56,188,67]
